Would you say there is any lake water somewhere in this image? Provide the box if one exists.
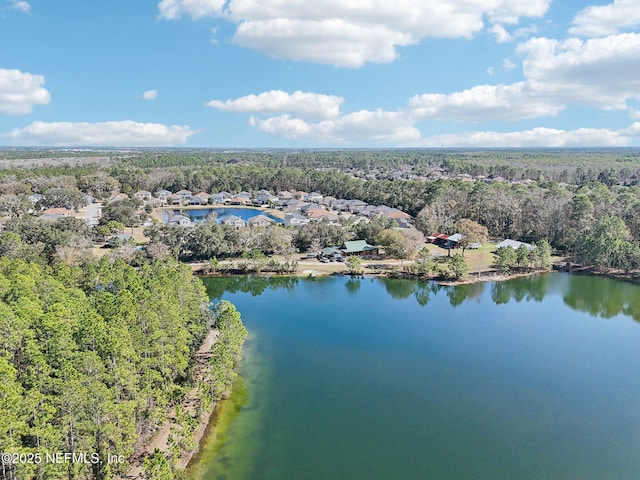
[162,207,282,224]
[191,273,640,480]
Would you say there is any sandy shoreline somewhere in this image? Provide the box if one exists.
[122,328,219,479]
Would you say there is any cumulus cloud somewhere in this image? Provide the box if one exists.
[140,89,158,100]
[250,110,420,144]
[408,82,564,122]
[206,90,344,120]
[518,33,640,111]
[0,68,50,115]
[158,0,551,67]
[418,127,631,148]
[2,120,195,146]
[157,0,225,20]
[407,32,640,123]
[570,0,640,37]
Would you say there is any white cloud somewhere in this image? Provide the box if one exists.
[418,127,630,148]
[405,31,640,123]
[141,89,158,100]
[158,0,551,67]
[250,110,420,144]
[233,18,412,67]
[620,122,640,136]
[518,33,640,111]
[0,68,50,115]
[4,0,30,13]
[157,0,225,20]
[2,120,195,146]
[489,24,512,43]
[407,83,564,122]
[206,90,344,120]
[570,0,640,37]
[502,57,517,71]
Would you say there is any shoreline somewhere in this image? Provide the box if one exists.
[122,328,219,479]
[126,262,639,478]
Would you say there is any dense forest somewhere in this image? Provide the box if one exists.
[0,256,244,480]
[1,147,639,272]
[0,148,639,479]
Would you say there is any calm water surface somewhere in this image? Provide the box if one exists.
[191,273,640,480]
[162,207,282,224]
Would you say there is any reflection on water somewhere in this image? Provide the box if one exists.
[204,275,299,300]
[491,274,550,304]
[563,274,640,321]
[202,272,640,321]
[196,273,640,480]
[345,277,362,296]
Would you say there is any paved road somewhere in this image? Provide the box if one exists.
[85,202,102,226]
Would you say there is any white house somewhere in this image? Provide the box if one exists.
[284,213,309,227]
[167,214,192,227]
[221,215,246,228]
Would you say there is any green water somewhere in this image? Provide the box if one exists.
[193,273,640,480]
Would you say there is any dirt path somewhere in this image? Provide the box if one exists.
[122,328,219,479]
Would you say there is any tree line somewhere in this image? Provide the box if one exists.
[0,256,245,480]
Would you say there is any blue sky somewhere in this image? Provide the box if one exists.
[1,0,640,148]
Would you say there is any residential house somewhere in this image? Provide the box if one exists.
[302,203,324,215]
[321,196,337,208]
[28,193,44,203]
[446,233,463,249]
[175,190,193,199]
[167,214,193,227]
[145,197,164,208]
[221,215,246,228]
[306,209,339,223]
[248,214,276,228]
[283,213,309,227]
[305,192,323,203]
[195,192,212,203]
[40,208,73,220]
[154,190,173,203]
[109,193,129,203]
[187,195,208,206]
[277,191,293,200]
[332,199,347,211]
[228,196,250,205]
[255,191,278,205]
[134,190,152,202]
[291,191,307,200]
[377,206,412,223]
[340,240,379,257]
[169,195,183,206]
[344,199,368,213]
[284,200,310,214]
[107,233,134,247]
[495,239,534,250]
[211,192,231,204]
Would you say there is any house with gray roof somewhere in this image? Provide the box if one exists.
[221,215,246,228]
[495,239,534,250]
[167,214,192,227]
[283,213,309,227]
[248,214,276,228]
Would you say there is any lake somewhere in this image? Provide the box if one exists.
[191,273,640,480]
[162,207,282,224]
